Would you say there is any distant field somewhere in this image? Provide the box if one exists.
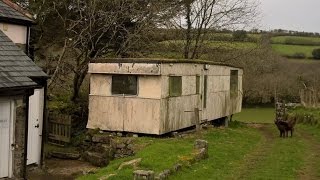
[271,44,320,58]
[271,36,320,46]
[161,40,258,50]
[233,107,275,123]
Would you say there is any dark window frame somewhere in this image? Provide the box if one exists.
[169,76,182,97]
[111,75,138,96]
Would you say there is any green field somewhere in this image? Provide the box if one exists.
[233,107,275,123]
[271,36,320,46]
[161,40,258,50]
[271,44,320,58]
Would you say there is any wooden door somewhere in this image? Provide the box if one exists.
[0,100,12,178]
[27,88,44,165]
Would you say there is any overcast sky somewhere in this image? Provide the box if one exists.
[260,0,320,33]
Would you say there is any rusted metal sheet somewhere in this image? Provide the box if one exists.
[89,63,161,75]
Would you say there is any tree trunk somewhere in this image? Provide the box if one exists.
[184,2,192,59]
[48,39,68,88]
[71,65,88,102]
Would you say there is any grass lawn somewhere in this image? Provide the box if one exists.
[78,125,262,180]
[271,44,320,58]
[242,126,307,180]
[78,107,320,180]
[233,107,275,123]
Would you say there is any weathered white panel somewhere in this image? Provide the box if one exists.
[0,23,27,44]
[160,95,199,134]
[87,96,124,131]
[139,76,161,99]
[27,88,44,165]
[0,100,11,178]
[123,98,161,134]
[161,63,234,76]
[89,63,161,75]
[87,95,161,134]
[182,76,196,95]
[202,92,230,120]
[90,74,112,96]
[161,76,169,98]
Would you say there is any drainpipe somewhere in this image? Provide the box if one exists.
[26,26,30,58]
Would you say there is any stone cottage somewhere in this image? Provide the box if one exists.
[0,0,47,179]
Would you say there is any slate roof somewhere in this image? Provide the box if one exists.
[0,30,47,89]
[0,0,34,25]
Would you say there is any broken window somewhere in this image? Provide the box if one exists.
[112,75,138,95]
[169,76,182,97]
[230,70,239,98]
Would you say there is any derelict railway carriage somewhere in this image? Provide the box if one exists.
[87,58,242,135]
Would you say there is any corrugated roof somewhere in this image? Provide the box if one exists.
[0,0,34,24]
[0,30,47,89]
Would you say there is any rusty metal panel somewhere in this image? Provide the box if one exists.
[89,63,161,75]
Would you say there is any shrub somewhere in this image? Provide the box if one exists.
[291,52,306,59]
[312,48,320,59]
[232,30,248,41]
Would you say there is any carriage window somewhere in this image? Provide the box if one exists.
[112,75,138,95]
[230,70,239,97]
[169,76,182,97]
[196,75,200,94]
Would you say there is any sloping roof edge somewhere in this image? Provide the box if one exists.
[91,58,243,69]
[1,0,35,24]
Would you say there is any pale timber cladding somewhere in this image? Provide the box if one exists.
[88,60,242,135]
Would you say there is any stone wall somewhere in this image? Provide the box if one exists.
[13,98,27,179]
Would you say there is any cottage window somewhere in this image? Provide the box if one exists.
[169,76,182,97]
[230,70,239,97]
[112,75,138,95]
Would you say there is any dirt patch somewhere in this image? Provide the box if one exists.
[28,158,97,180]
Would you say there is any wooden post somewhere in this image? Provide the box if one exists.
[194,108,200,132]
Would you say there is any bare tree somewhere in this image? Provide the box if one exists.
[170,0,259,59]
[49,0,180,101]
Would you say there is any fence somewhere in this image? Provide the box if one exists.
[300,89,320,108]
[48,112,72,146]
